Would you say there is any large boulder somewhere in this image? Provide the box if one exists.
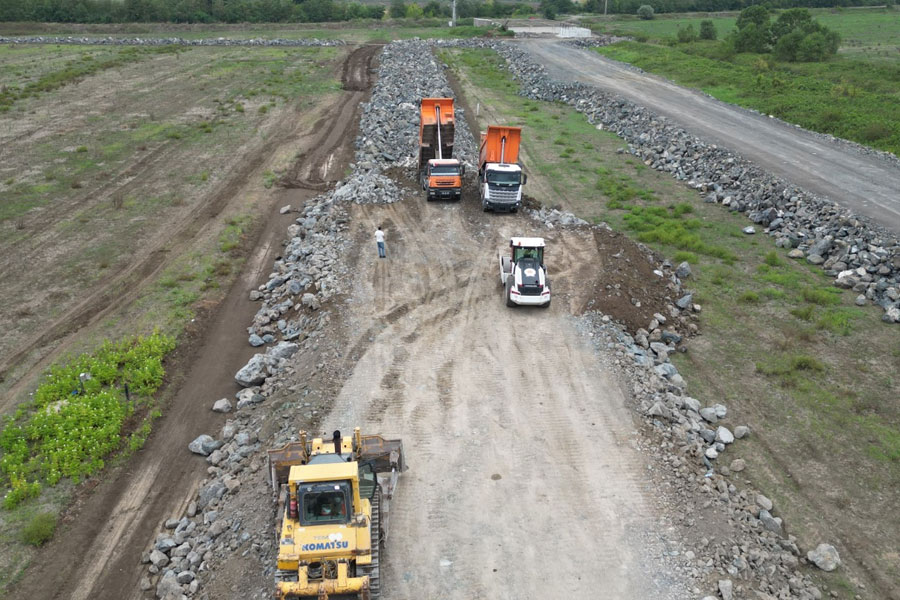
[807,543,841,571]
[235,354,269,386]
[188,435,221,456]
[267,341,300,360]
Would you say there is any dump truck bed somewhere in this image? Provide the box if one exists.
[419,98,455,170]
[479,125,522,168]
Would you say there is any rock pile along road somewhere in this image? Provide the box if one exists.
[521,39,900,234]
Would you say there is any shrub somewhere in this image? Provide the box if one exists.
[405,3,423,19]
[75,145,88,153]
[699,20,717,41]
[797,32,830,62]
[738,291,760,304]
[22,512,57,546]
[637,5,654,20]
[677,24,697,44]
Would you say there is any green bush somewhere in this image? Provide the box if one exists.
[637,5,654,20]
[22,512,57,546]
[699,20,717,41]
[677,24,698,44]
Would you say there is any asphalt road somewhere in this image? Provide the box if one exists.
[520,40,900,235]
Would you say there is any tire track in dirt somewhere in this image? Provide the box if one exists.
[8,44,380,600]
[319,191,686,598]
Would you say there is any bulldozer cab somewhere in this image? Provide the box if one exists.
[298,481,351,525]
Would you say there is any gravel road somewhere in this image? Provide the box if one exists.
[322,197,688,600]
[520,40,900,234]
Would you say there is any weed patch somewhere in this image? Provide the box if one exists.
[21,512,57,546]
[0,332,175,509]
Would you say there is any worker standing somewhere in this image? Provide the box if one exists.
[375,226,386,259]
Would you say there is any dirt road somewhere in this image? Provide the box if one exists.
[319,195,687,599]
[520,40,900,234]
[8,44,379,600]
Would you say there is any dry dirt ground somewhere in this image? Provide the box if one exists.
[5,44,380,600]
[200,166,694,599]
[0,44,348,408]
[326,196,689,599]
[520,39,900,234]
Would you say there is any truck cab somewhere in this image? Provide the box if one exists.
[423,158,464,201]
[481,163,526,212]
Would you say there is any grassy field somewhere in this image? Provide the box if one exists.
[440,45,900,598]
[584,7,900,57]
[594,40,900,155]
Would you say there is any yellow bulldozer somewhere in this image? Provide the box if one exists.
[267,428,403,600]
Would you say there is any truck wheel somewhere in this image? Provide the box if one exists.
[482,203,490,212]
[505,279,516,307]
[541,298,551,309]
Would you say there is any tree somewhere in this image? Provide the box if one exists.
[699,19,716,40]
[735,4,769,31]
[405,2,423,18]
[389,0,406,18]
[637,4,654,19]
[422,0,442,17]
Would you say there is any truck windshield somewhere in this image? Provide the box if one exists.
[299,481,351,526]
[487,171,520,185]
[430,165,459,176]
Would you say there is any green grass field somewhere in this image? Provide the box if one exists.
[593,33,900,155]
[587,7,900,56]
[441,45,900,596]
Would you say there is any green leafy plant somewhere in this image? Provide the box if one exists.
[0,331,175,509]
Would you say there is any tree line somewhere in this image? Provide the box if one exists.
[580,0,887,15]
[0,0,536,24]
[0,0,889,24]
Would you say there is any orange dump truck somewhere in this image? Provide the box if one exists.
[418,98,464,201]
[478,125,527,213]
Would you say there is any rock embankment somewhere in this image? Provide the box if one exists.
[437,38,900,323]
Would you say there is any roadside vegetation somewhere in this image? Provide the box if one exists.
[441,45,900,596]
[588,6,900,154]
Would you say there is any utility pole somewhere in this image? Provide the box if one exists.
[604,0,608,16]
[451,0,457,26]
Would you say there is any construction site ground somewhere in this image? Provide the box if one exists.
[0,35,898,600]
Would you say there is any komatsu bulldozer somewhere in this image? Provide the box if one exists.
[267,428,403,599]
